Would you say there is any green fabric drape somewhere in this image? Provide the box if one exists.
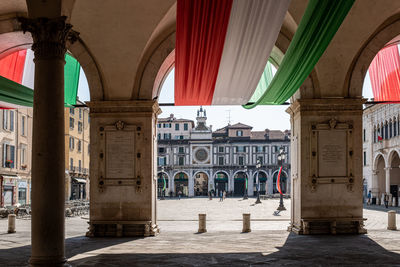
[64,54,80,106]
[0,53,80,108]
[244,0,355,108]
[249,61,273,103]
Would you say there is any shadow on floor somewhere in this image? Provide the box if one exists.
[364,203,400,213]
[67,233,400,266]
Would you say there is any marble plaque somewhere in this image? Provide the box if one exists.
[105,130,135,178]
[318,130,346,177]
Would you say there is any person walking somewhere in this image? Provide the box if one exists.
[384,193,389,208]
[223,190,226,201]
[367,190,372,205]
[219,190,223,202]
[178,190,182,200]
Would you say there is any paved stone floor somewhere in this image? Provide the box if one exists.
[1,198,400,266]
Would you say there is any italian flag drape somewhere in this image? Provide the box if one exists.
[175,0,290,106]
[369,45,400,102]
[0,49,80,108]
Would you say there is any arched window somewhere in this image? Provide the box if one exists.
[381,124,384,139]
[394,118,397,137]
[385,122,388,139]
[389,120,393,138]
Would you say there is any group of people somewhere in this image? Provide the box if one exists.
[367,190,391,208]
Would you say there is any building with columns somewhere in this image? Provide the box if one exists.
[157,108,291,197]
[0,1,399,265]
[363,104,400,206]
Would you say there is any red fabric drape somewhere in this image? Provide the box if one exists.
[0,50,27,84]
[369,45,400,101]
[175,0,233,105]
[277,166,283,195]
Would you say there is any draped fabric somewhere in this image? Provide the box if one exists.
[369,45,400,101]
[211,0,290,105]
[244,0,355,108]
[175,0,233,105]
[249,61,273,103]
[276,166,283,195]
[0,50,27,84]
[175,0,290,106]
[0,50,81,108]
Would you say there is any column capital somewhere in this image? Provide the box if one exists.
[19,16,77,60]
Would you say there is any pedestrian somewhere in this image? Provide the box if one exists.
[219,190,223,202]
[178,190,182,200]
[223,190,226,201]
[367,190,372,205]
[384,193,389,208]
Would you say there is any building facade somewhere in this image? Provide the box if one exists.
[65,101,90,201]
[363,104,400,206]
[0,108,33,207]
[157,108,291,197]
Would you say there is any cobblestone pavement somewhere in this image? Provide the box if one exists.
[0,198,400,266]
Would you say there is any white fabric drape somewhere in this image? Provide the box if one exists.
[22,49,35,89]
[211,0,290,105]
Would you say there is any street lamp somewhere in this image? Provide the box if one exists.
[277,146,286,211]
[255,159,262,204]
[243,165,248,200]
[160,166,165,200]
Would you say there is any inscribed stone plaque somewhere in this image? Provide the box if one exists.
[106,130,135,178]
[318,130,346,177]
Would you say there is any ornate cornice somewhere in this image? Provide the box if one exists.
[18,16,73,60]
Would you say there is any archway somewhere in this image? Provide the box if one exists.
[389,151,400,206]
[374,154,386,204]
[214,171,228,197]
[174,172,188,197]
[273,170,288,194]
[233,171,247,197]
[253,170,267,195]
[193,172,208,197]
[157,172,169,199]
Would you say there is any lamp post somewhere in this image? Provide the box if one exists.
[160,166,165,200]
[243,165,248,200]
[277,146,286,211]
[255,159,262,204]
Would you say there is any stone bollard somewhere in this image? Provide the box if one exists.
[388,210,397,230]
[198,214,207,233]
[8,214,16,233]
[242,213,251,233]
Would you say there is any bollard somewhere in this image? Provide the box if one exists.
[242,213,251,233]
[198,214,207,233]
[388,210,397,230]
[8,214,16,233]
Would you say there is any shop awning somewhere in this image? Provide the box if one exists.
[72,178,86,184]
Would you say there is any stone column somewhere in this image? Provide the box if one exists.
[287,99,365,235]
[86,101,161,237]
[20,17,72,266]
[385,167,391,194]
[189,171,194,197]
[248,170,254,196]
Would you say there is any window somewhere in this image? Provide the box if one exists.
[184,123,188,131]
[395,121,397,136]
[363,151,366,166]
[178,156,184,166]
[257,146,263,152]
[218,146,224,153]
[20,146,26,166]
[79,109,82,119]
[78,121,83,132]
[70,108,74,114]
[178,147,185,153]
[3,144,15,168]
[157,123,161,128]
[21,116,26,136]
[390,122,393,138]
[163,133,171,140]
[78,140,82,152]
[257,156,263,165]
[237,146,245,153]
[157,133,161,140]
[158,157,166,166]
[218,156,224,165]
[363,129,366,142]
[70,158,73,171]
[175,124,180,130]
[69,137,74,150]
[158,147,165,153]
[78,160,82,172]
[9,111,14,131]
[236,130,243,136]
[3,110,8,130]
[179,135,184,140]
[70,117,74,129]
[239,156,244,166]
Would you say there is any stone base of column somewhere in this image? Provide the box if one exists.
[290,218,367,235]
[86,221,160,237]
[29,256,68,267]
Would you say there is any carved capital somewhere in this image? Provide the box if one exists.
[19,16,74,60]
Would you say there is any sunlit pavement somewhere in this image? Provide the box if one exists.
[1,198,400,266]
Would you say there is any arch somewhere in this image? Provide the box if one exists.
[157,171,170,180]
[373,154,386,201]
[192,170,209,179]
[272,169,289,194]
[0,14,105,101]
[173,171,189,179]
[193,171,209,197]
[373,152,387,170]
[233,170,249,179]
[253,170,268,195]
[346,13,400,98]
[389,150,400,205]
[173,171,189,197]
[213,170,229,179]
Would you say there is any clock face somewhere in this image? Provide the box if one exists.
[195,148,208,162]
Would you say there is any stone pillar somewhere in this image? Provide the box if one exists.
[287,99,365,235]
[86,101,160,237]
[198,214,207,233]
[20,17,72,266]
[385,167,391,194]
[249,170,254,196]
[189,172,194,197]
[388,210,397,230]
[242,213,251,232]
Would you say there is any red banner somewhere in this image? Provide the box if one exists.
[0,50,27,84]
[277,166,283,195]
